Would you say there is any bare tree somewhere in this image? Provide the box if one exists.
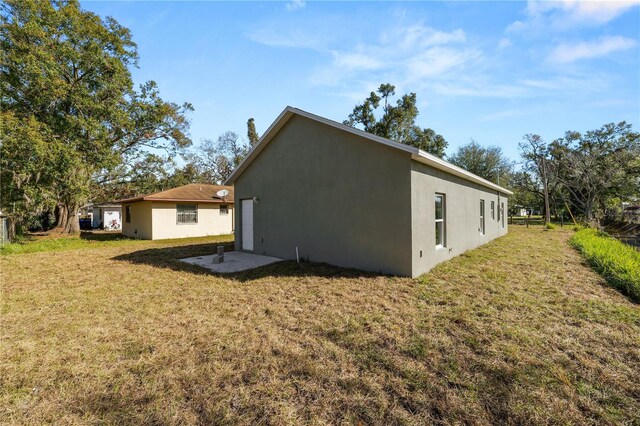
[520,134,552,224]
[189,131,249,184]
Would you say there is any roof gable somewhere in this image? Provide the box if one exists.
[225,107,512,195]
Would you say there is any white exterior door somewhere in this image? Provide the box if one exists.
[241,199,254,251]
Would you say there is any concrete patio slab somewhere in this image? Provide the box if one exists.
[180,251,283,273]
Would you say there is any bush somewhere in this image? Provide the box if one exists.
[570,229,640,302]
[545,223,557,230]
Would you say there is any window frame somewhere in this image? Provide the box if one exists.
[219,204,229,215]
[480,199,485,235]
[501,202,505,228]
[491,201,495,220]
[176,204,198,225]
[435,193,446,248]
[125,205,131,223]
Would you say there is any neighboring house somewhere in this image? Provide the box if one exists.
[91,204,122,230]
[226,106,512,277]
[623,205,640,224]
[117,184,234,240]
[0,210,8,245]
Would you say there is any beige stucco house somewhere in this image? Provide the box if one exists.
[117,184,234,240]
[226,106,512,277]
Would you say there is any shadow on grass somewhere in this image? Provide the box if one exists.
[112,242,382,281]
[80,231,130,242]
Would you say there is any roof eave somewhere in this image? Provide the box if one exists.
[117,197,233,204]
[225,106,513,196]
[412,151,513,195]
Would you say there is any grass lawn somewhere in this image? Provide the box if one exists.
[1,227,639,424]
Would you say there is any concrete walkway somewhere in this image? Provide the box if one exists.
[180,251,283,273]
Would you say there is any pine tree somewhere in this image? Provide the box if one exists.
[247,118,260,146]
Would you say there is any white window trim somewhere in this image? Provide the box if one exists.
[480,200,485,235]
[435,193,446,248]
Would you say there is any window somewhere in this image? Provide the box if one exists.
[177,204,198,224]
[480,200,485,234]
[219,205,228,215]
[125,206,131,223]
[501,202,505,228]
[435,194,445,247]
[491,201,495,220]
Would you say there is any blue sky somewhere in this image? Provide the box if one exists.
[82,0,640,161]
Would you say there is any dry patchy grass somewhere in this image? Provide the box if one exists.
[1,227,639,425]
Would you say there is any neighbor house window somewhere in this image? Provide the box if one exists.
[480,200,485,234]
[177,204,198,224]
[491,201,495,220]
[219,205,228,215]
[435,194,445,247]
[125,206,131,223]
[501,202,505,228]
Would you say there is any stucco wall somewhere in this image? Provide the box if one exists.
[151,202,233,240]
[410,161,508,277]
[234,114,414,276]
[121,201,152,239]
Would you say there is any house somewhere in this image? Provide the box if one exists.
[91,204,122,230]
[117,184,234,240]
[226,107,512,277]
[623,205,640,224]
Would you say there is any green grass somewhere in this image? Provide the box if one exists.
[0,233,234,255]
[570,228,640,302]
[1,226,639,424]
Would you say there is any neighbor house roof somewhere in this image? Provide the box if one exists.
[91,203,121,209]
[225,106,513,195]
[116,184,234,204]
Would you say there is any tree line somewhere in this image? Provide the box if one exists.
[446,124,639,224]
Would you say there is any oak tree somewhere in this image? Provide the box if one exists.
[1,0,193,233]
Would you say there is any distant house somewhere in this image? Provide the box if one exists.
[623,205,640,223]
[226,106,512,277]
[117,184,234,240]
[91,204,122,230]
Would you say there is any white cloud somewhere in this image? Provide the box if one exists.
[479,109,523,122]
[531,0,639,26]
[246,28,325,49]
[498,38,512,49]
[548,36,637,63]
[309,24,476,88]
[330,51,384,72]
[507,0,640,33]
[285,0,305,12]
[248,17,616,101]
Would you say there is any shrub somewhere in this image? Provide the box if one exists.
[570,229,640,302]
[545,223,557,230]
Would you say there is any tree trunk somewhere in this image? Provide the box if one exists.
[63,204,80,234]
[55,204,67,229]
[585,199,599,227]
[541,157,551,224]
[7,217,16,242]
